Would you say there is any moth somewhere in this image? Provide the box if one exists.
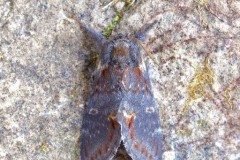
[79,22,162,160]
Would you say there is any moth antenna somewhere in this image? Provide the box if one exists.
[77,22,106,51]
[60,10,106,49]
[134,20,158,41]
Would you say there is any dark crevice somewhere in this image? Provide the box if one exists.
[113,141,132,160]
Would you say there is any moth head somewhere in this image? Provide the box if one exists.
[107,39,141,68]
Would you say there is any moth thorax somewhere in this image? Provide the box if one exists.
[112,42,131,68]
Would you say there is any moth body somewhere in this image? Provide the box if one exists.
[80,25,162,160]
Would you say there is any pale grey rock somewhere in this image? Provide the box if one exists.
[0,0,239,160]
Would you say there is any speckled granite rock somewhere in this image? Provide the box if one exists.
[0,0,239,160]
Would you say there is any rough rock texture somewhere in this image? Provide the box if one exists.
[0,0,239,160]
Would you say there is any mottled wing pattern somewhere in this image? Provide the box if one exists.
[80,35,162,160]
[120,95,162,160]
[80,68,122,160]
[119,66,162,160]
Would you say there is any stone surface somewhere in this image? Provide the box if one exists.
[0,0,239,160]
